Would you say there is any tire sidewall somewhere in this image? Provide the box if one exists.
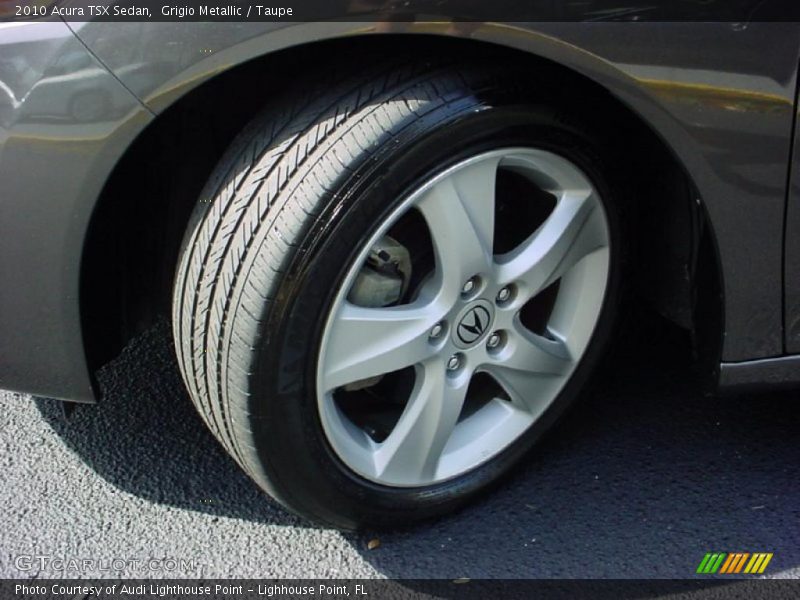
[249,100,625,529]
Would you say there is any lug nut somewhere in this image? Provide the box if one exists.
[487,332,502,349]
[447,354,461,371]
[462,277,477,295]
[496,286,512,303]
[429,322,445,339]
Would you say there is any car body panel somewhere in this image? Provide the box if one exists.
[0,15,798,401]
[783,102,800,354]
[70,21,800,359]
[0,19,152,401]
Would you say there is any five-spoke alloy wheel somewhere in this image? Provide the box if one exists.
[318,149,610,486]
[173,62,621,528]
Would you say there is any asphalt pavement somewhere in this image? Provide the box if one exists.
[1,313,799,581]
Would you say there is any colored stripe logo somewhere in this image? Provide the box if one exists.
[697,553,773,574]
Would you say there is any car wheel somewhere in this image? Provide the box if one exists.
[172,62,621,529]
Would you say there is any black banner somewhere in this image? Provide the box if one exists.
[3,579,800,600]
[3,0,800,22]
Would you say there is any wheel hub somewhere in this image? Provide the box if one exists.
[452,300,494,349]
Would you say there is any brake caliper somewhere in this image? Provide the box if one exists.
[343,236,412,391]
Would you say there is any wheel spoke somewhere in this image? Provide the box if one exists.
[508,319,572,373]
[495,190,607,299]
[483,323,571,413]
[415,157,499,300]
[321,300,443,392]
[375,359,468,483]
[484,365,559,415]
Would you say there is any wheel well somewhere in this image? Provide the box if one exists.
[80,34,724,384]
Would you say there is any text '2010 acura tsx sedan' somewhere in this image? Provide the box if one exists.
[3,3,800,528]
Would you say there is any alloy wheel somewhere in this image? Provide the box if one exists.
[317,148,610,486]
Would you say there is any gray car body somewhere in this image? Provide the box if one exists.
[2,13,800,403]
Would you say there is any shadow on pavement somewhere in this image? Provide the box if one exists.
[37,311,800,578]
[356,314,800,578]
[36,319,306,528]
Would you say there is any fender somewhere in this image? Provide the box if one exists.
[0,17,796,402]
[71,20,800,360]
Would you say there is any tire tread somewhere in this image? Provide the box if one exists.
[173,62,484,508]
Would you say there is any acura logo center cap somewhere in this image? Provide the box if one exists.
[453,300,495,349]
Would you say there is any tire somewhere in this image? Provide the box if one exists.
[172,60,623,529]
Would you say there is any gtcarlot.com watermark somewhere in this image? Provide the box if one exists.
[14,554,199,574]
